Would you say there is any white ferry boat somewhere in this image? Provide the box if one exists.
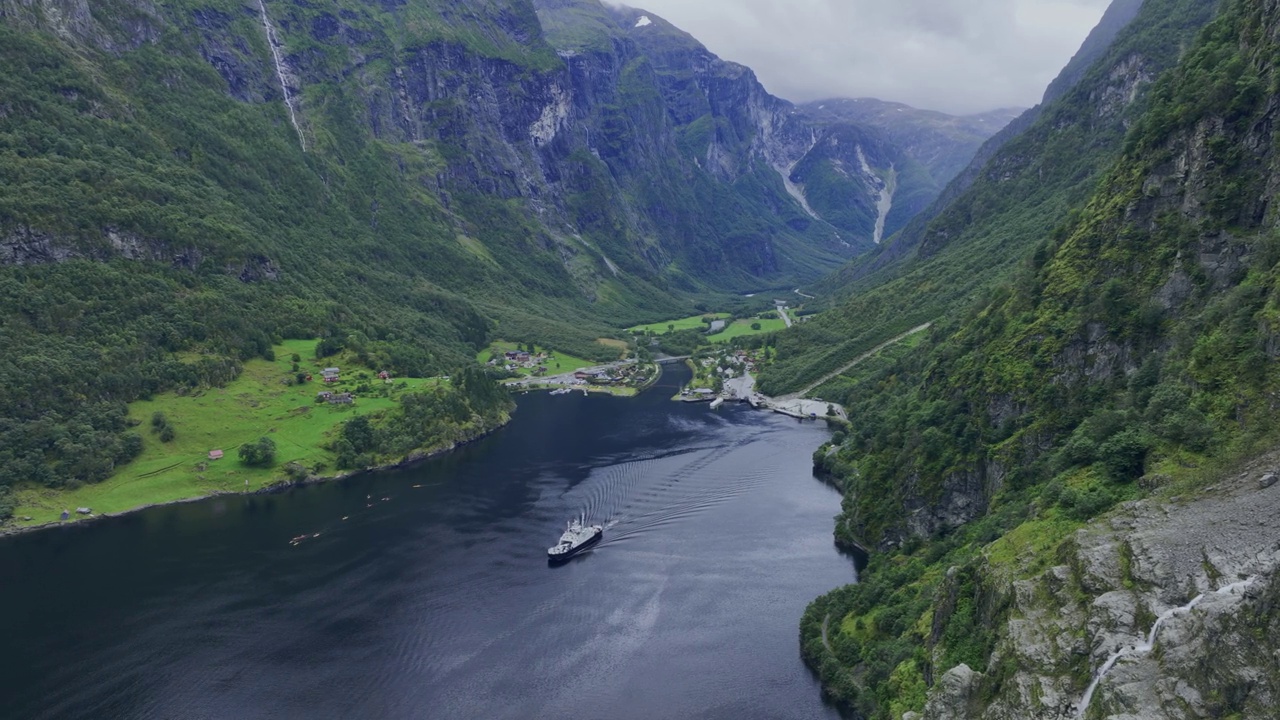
[547,516,603,563]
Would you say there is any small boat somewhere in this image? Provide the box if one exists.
[547,516,603,564]
[709,397,724,410]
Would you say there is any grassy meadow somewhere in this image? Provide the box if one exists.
[708,317,788,343]
[627,313,730,334]
[11,340,438,527]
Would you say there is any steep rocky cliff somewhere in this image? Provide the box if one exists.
[936,456,1280,720]
[800,0,1280,716]
[0,0,836,297]
[532,0,1006,252]
[0,0,1011,298]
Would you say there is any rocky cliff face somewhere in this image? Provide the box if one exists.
[0,0,823,294]
[802,0,1280,717]
[0,0,1014,292]
[533,0,974,252]
[915,457,1280,720]
[944,4,1280,713]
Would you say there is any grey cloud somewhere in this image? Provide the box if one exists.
[624,0,1112,114]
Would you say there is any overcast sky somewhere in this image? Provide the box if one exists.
[624,0,1113,115]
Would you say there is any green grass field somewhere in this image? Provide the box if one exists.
[477,341,597,376]
[11,340,439,527]
[708,318,787,343]
[628,313,730,334]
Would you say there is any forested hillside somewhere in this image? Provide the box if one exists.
[0,0,1012,517]
[763,0,1221,396]
[0,0,621,513]
[799,0,1280,715]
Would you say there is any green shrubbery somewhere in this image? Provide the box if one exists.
[332,366,513,469]
[238,437,277,467]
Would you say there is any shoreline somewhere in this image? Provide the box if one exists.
[0,364,668,541]
[505,357,660,397]
[0,361,835,541]
[0,412,514,540]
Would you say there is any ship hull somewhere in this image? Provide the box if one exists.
[547,529,602,564]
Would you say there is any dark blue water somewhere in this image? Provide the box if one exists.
[0,367,854,719]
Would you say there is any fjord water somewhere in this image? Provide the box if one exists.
[0,368,852,719]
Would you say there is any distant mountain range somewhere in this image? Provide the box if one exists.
[798,99,1024,189]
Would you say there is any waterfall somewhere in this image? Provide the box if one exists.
[1075,577,1257,718]
[255,0,306,151]
[872,165,896,245]
[856,146,894,245]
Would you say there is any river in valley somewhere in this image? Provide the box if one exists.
[0,367,855,719]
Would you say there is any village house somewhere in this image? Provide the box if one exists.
[328,392,354,405]
[208,449,224,460]
[317,390,333,401]
[321,367,340,383]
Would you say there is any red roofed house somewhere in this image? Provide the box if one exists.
[209,450,224,460]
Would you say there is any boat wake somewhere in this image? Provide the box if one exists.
[561,432,771,546]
